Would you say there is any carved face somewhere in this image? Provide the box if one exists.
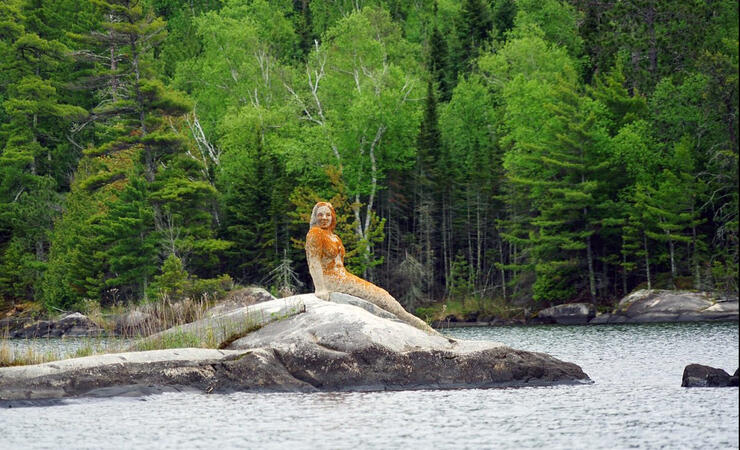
[316,206,332,229]
[310,201,336,231]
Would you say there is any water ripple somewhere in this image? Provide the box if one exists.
[1,322,737,449]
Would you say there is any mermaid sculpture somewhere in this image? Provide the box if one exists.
[305,201,437,334]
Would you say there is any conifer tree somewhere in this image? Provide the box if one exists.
[634,140,704,287]
[427,25,450,101]
[451,0,492,82]
[491,0,516,40]
[0,1,86,302]
[414,80,442,294]
[55,0,228,303]
[587,61,647,135]
[293,0,316,58]
[521,80,611,302]
[95,176,158,301]
[220,128,287,283]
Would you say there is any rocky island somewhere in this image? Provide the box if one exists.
[0,294,589,402]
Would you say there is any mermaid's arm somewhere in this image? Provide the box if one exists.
[306,229,329,300]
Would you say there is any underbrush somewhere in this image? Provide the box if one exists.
[416,296,526,323]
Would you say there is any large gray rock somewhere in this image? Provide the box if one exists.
[114,310,155,336]
[588,290,739,324]
[537,303,595,325]
[327,292,402,322]
[10,312,105,339]
[227,295,588,391]
[0,295,589,401]
[204,286,276,318]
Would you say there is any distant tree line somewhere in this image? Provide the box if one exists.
[0,0,737,312]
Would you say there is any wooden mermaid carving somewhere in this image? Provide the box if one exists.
[305,201,436,333]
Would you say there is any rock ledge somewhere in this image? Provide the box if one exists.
[0,295,589,401]
[590,290,738,324]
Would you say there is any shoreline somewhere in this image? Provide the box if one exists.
[2,289,738,339]
[432,316,740,329]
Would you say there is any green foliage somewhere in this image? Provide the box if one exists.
[449,253,474,301]
[512,0,583,58]
[0,0,737,314]
[151,253,188,300]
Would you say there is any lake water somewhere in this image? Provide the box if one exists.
[1,322,738,449]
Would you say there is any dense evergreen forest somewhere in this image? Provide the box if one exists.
[0,0,737,315]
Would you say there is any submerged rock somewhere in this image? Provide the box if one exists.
[682,364,739,387]
[0,294,590,401]
[589,290,738,324]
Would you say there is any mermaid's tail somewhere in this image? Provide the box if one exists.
[325,273,437,334]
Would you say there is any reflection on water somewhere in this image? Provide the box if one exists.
[1,322,738,450]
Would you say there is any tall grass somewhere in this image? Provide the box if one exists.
[132,298,306,351]
[0,297,306,366]
[0,336,128,368]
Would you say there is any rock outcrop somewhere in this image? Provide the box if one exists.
[590,290,738,324]
[537,303,595,325]
[682,364,739,387]
[203,286,276,317]
[0,294,589,401]
[9,313,105,339]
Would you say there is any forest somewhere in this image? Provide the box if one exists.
[0,0,737,317]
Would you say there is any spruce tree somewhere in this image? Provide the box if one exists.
[414,80,442,295]
[451,0,492,83]
[587,61,647,135]
[491,0,516,40]
[427,25,451,101]
[95,176,158,302]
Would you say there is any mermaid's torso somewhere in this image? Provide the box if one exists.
[305,224,436,333]
[306,227,347,278]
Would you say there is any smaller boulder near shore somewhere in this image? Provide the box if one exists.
[589,290,739,324]
[204,287,276,318]
[11,313,105,339]
[537,303,595,325]
[682,364,739,387]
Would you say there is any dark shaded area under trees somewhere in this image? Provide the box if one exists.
[0,0,737,316]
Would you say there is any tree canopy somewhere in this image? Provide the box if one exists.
[0,0,737,312]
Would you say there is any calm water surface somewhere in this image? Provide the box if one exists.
[1,322,737,449]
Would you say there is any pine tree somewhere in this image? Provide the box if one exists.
[634,140,704,287]
[57,0,228,303]
[513,80,611,303]
[0,1,86,303]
